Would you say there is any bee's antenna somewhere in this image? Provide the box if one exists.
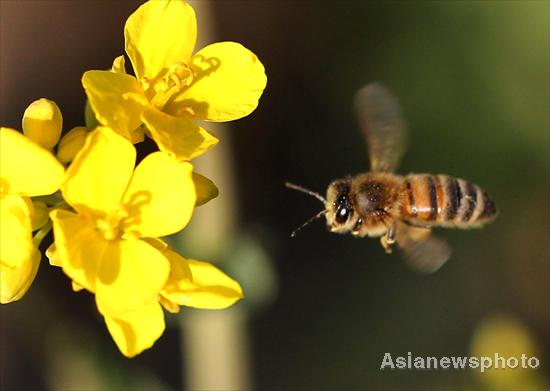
[290,209,327,238]
[285,182,326,204]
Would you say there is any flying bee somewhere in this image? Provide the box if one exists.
[286,83,498,273]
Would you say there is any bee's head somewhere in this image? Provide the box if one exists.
[325,178,360,234]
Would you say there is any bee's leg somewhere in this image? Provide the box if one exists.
[380,223,397,254]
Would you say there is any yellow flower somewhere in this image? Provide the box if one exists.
[47,126,241,356]
[50,127,195,317]
[0,194,41,303]
[0,127,65,303]
[82,0,267,161]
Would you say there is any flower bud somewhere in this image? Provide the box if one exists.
[22,98,63,149]
[30,200,49,231]
[57,126,89,164]
[192,172,219,206]
[0,246,40,303]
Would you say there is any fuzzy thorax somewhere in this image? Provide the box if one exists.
[325,172,404,238]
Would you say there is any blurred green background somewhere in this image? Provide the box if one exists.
[1,1,548,390]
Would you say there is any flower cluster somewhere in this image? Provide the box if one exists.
[0,0,266,357]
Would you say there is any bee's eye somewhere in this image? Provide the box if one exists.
[334,192,352,224]
[335,206,350,224]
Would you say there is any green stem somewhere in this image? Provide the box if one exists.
[33,220,52,247]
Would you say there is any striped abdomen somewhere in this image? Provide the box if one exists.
[401,174,498,228]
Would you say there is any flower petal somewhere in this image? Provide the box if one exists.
[22,98,63,149]
[122,152,196,238]
[124,0,197,81]
[161,251,243,309]
[193,172,219,206]
[0,127,65,197]
[166,42,267,121]
[0,194,34,268]
[112,55,127,74]
[95,238,169,316]
[0,244,40,303]
[82,70,148,137]
[104,301,165,358]
[62,127,135,215]
[141,108,218,161]
[45,243,60,267]
[50,209,107,292]
[159,295,179,314]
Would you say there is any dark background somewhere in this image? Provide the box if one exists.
[1,1,548,390]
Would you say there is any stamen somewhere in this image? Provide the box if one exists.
[95,204,129,241]
[170,62,194,87]
[176,106,196,118]
[148,62,195,111]
[139,76,151,91]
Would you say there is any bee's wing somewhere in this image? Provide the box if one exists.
[395,223,451,273]
[354,83,407,172]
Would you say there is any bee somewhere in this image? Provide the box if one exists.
[286,83,498,273]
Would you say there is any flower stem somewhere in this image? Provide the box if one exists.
[33,220,52,247]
